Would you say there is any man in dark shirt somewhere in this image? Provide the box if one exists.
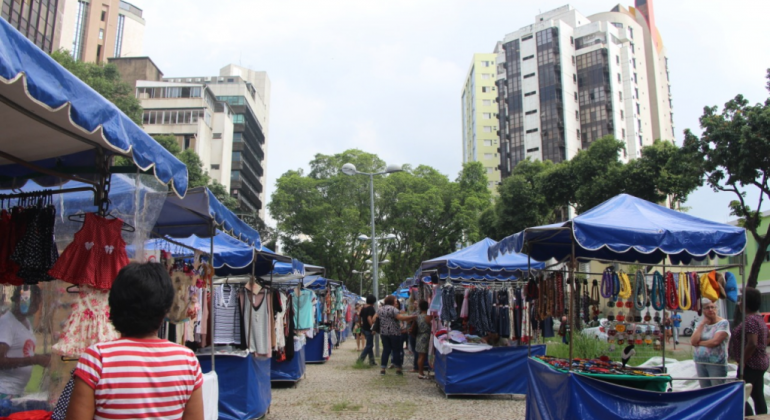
[358,295,377,365]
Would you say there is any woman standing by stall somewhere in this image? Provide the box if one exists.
[414,300,433,380]
[690,299,730,388]
[729,287,769,416]
[374,296,416,376]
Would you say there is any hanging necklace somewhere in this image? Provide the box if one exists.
[601,268,613,299]
[678,271,691,310]
[618,271,632,300]
[691,272,702,316]
[582,279,590,324]
[633,270,648,311]
[651,271,665,311]
[554,271,565,317]
[611,271,620,305]
[665,271,679,310]
[591,279,600,320]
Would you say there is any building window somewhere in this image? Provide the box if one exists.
[213,133,222,139]
[577,129,580,138]
[482,113,492,119]
[523,55,534,61]
[636,103,641,114]
[617,73,621,82]
[522,34,533,41]
[482,86,492,93]
[524,73,536,79]
[482,99,492,106]
[526,147,539,153]
[525,110,537,115]
[575,110,579,120]
[633,73,638,84]
[231,171,241,181]
[486,167,494,174]
[99,29,104,40]
[570,36,574,45]
[100,11,106,21]
[574,92,578,102]
[620,110,624,120]
[232,151,242,161]
[95,45,102,62]
[484,153,494,159]
[616,55,620,64]
[481,61,491,67]
[573,74,577,83]
[483,126,493,133]
[114,15,125,57]
[525,128,539,134]
[628,27,634,39]
[524,91,536,97]
[635,88,639,99]
[622,128,626,139]
[211,164,220,170]
[183,136,193,150]
[483,140,493,146]
[481,73,491,79]
[632,58,636,69]
[619,91,623,101]
[232,114,245,124]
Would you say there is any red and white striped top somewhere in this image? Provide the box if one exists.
[75,338,203,420]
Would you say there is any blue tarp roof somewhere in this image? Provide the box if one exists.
[422,238,545,281]
[152,187,262,248]
[488,194,747,265]
[0,18,188,196]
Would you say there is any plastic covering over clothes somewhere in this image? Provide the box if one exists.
[271,345,306,382]
[0,18,189,195]
[525,357,744,420]
[433,344,545,395]
[198,354,271,420]
[489,194,747,265]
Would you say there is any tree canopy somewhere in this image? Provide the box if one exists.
[268,150,491,295]
[683,69,770,288]
[482,136,702,240]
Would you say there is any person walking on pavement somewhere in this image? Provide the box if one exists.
[729,287,769,416]
[375,295,417,375]
[671,310,682,345]
[357,296,377,365]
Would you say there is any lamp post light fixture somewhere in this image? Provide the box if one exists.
[341,162,401,303]
[343,162,402,357]
[352,269,370,295]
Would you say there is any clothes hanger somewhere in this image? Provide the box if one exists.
[67,210,136,232]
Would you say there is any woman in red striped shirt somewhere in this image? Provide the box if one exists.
[66,263,203,420]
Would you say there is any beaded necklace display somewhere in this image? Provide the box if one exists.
[538,274,549,320]
[618,271,632,300]
[691,272,702,316]
[554,271,565,317]
[633,270,648,311]
[547,273,556,317]
[601,268,613,300]
[665,271,679,310]
[590,279,600,320]
[678,271,691,310]
[651,271,665,311]
[582,279,590,324]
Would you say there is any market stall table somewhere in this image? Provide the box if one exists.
[271,342,306,384]
[433,342,546,396]
[199,354,271,420]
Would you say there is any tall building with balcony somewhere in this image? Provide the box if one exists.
[1,0,64,53]
[494,2,673,179]
[58,0,144,63]
[461,52,502,192]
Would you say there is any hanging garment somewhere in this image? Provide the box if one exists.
[274,291,288,351]
[48,213,129,289]
[496,289,511,338]
[167,271,196,323]
[440,286,457,323]
[52,285,120,357]
[241,287,271,356]
[213,284,241,345]
[294,289,315,330]
[0,208,26,285]
[11,204,58,284]
[460,288,470,318]
[285,293,295,362]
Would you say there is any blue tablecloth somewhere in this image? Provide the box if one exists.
[434,344,546,395]
[199,354,271,420]
[271,345,306,382]
[306,332,329,363]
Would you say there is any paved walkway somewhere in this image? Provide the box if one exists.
[267,337,527,420]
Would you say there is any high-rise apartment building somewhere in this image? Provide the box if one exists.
[494,2,673,178]
[1,0,64,53]
[59,0,144,63]
[461,53,501,191]
[124,60,270,219]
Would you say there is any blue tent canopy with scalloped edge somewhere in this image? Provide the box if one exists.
[488,194,747,265]
[422,238,545,281]
[0,17,188,195]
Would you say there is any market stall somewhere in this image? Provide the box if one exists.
[199,354,271,420]
[0,17,193,417]
[488,194,748,419]
[302,276,345,363]
[416,238,546,396]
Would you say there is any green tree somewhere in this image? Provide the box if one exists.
[268,150,492,295]
[50,50,142,124]
[682,70,770,288]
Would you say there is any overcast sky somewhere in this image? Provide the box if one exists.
[137,0,770,225]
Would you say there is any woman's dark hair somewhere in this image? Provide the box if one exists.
[745,287,762,313]
[109,262,174,337]
[419,300,429,312]
[383,295,396,306]
[366,295,376,305]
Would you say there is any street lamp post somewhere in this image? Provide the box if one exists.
[341,162,402,303]
[351,269,370,296]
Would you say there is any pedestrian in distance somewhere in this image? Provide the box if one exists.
[357,295,377,365]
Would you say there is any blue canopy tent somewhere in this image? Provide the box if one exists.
[486,194,749,419]
[0,17,188,197]
[487,194,746,265]
[422,238,545,281]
